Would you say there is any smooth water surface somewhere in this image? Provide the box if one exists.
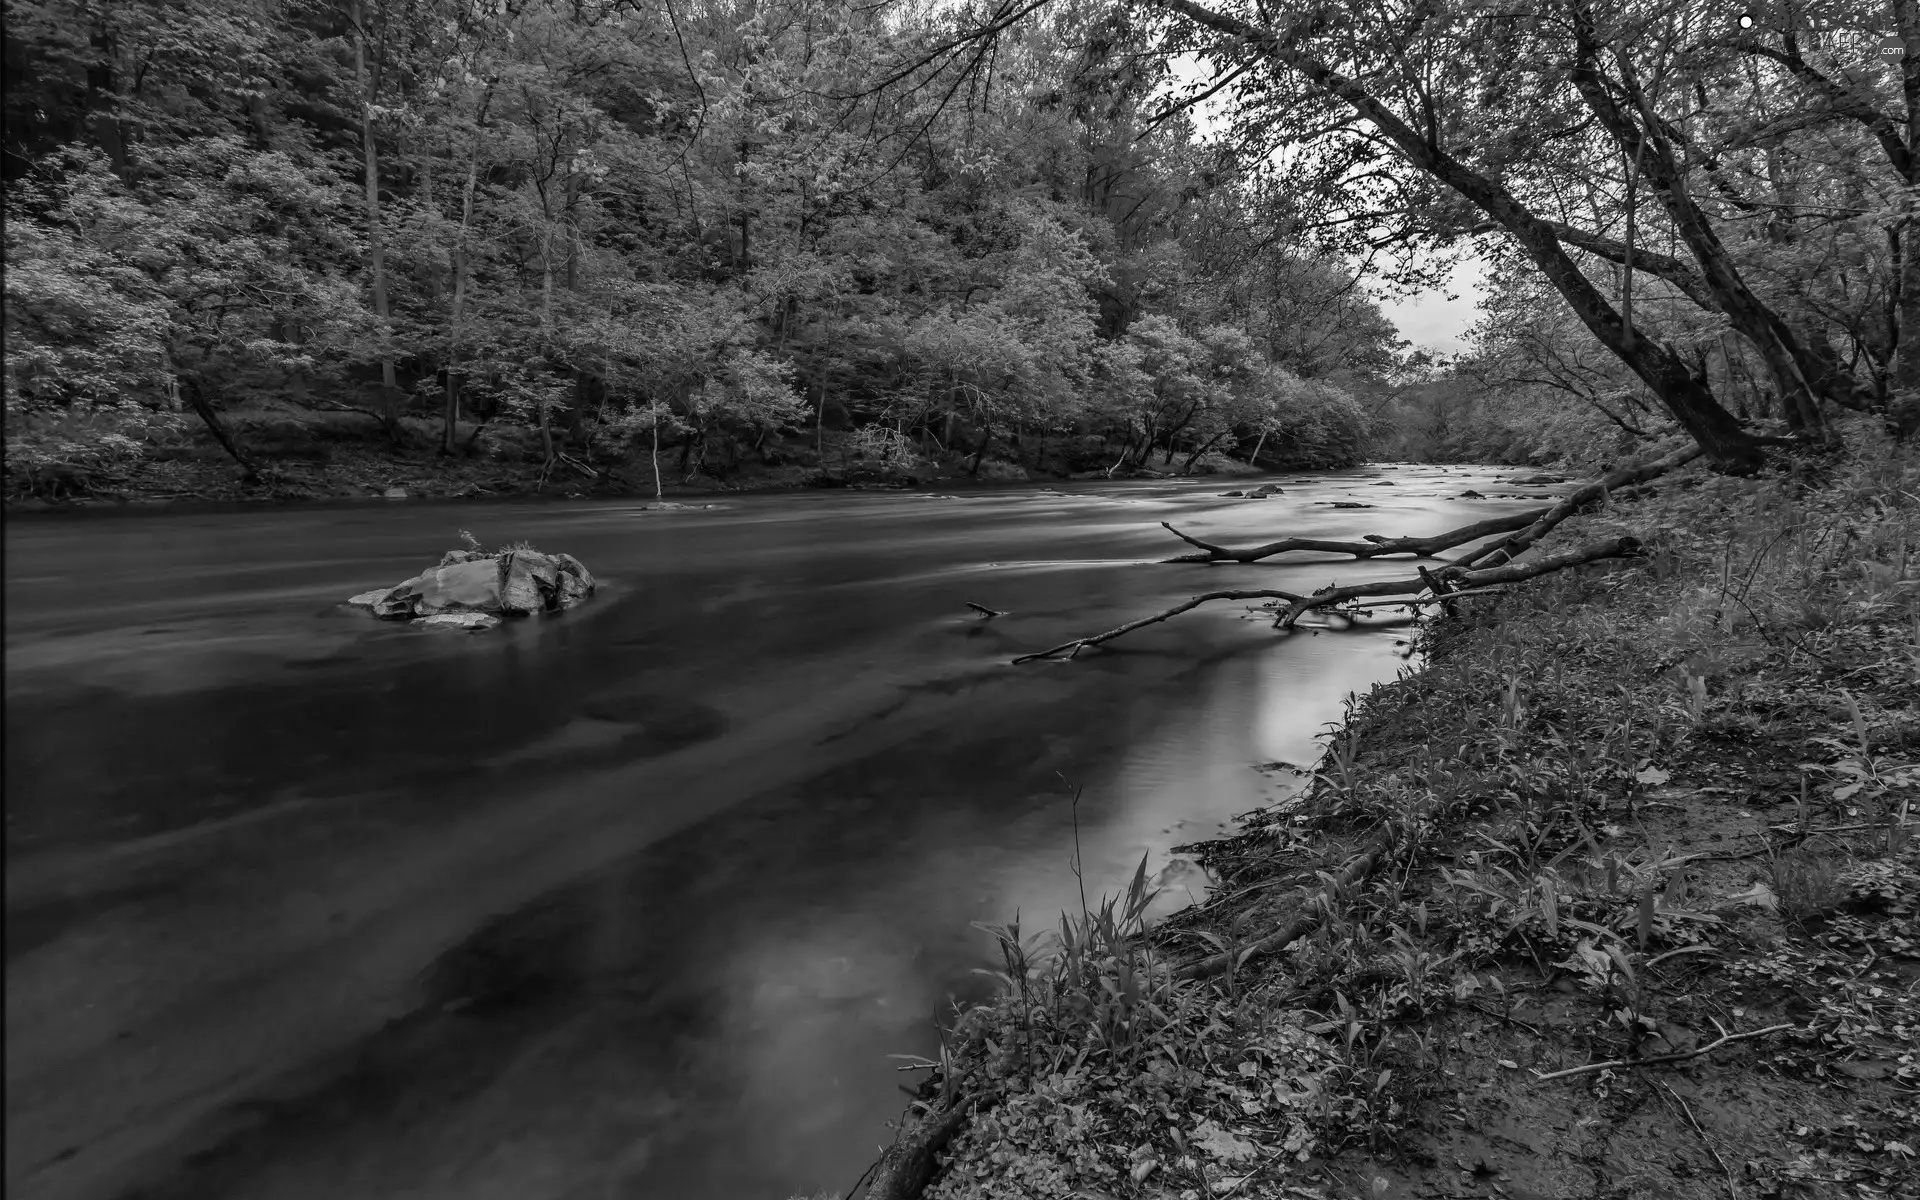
[5,465,1545,1200]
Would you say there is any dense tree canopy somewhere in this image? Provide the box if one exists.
[2,0,1397,494]
[6,0,1908,496]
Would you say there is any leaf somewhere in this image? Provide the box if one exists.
[1191,1118,1260,1162]
[1722,881,1778,912]
[1635,766,1671,786]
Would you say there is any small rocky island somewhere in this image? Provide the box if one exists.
[345,542,596,631]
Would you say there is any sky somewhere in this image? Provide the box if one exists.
[1374,255,1489,355]
[1164,53,1490,357]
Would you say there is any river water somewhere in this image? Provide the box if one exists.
[5,465,1539,1200]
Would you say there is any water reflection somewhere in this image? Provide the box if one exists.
[4,466,1531,1200]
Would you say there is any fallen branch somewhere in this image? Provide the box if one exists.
[1160,510,1541,564]
[1530,1022,1793,1083]
[1157,445,1697,568]
[1453,445,1700,569]
[1012,589,1303,664]
[1176,829,1394,980]
[1657,1081,1738,1200]
[965,601,1005,618]
[1015,538,1643,662]
[1267,536,1644,629]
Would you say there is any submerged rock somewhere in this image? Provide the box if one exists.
[1218,490,1245,498]
[417,612,500,632]
[344,543,596,628]
[1460,489,1485,499]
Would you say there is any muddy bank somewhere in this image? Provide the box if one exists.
[892,449,1920,1200]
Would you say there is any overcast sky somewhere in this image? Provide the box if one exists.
[1374,255,1489,355]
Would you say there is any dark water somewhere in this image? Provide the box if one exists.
[5,466,1537,1200]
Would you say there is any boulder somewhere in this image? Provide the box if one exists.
[417,612,500,632]
[557,570,592,609]
[383,487,410,500]
[413,558,504,615]
[1218,490,1245,498]
[499,549,561,616]
[372,586,420,620]
[551,552,597,592]
[1460,489,1485,499]
[345,545,595,627]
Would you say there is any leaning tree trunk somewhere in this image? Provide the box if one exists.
[177,376,261,481]
[1152,0,1772,475]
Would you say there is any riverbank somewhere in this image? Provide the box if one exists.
[879,445,1919,1200]
[3,422,1282,512]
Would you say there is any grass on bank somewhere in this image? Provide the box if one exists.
[871,436,1918,1200]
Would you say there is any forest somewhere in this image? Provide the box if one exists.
[11,0,1908,502]
[4,0,1394,500]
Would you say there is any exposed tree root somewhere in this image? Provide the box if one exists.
[1530,1022,1794,1083]
[862,1093,981,1200]
[1175,828,1395,980]
[1014,537,1643,662]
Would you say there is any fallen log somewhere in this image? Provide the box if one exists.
[1012,589,1304,664]
[1452,445,1700,569]
[1266,536,1644,629]
[1015,537,1643,662]
[1159,446,1698,567]
[1160,509,1541,564]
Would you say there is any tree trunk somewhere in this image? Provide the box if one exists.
[443,159,477,456]
[1568,16,1832,434]
[1249,427,1270,466]
[650,396,664,498]
[177,376,261,481]
[1182,430,1229,473]
[1153,0,1771,475]
[968,421,992,476]
[350,0,399,422]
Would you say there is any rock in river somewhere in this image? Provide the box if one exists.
[344,544,597,628]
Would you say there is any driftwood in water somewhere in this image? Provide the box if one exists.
[1159,446,1699,567]
[1452,445,1700,569]
[1160,509,1539,564]
[1013,536,1642,663]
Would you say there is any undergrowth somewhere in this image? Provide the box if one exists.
[889,434,1920,1200]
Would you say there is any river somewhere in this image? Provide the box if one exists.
[4,465,1540,1200]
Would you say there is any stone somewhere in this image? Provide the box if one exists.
[372,585,420,620]
[557,570,591,609]
[382,487,409,500]
[412,558,504,615]
[551,552,597,592]
[1218,490,1244,498]
[416,612,500,632]
[346,546,594,627]
[1461,489,1485,499]
[499,550,561,616]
